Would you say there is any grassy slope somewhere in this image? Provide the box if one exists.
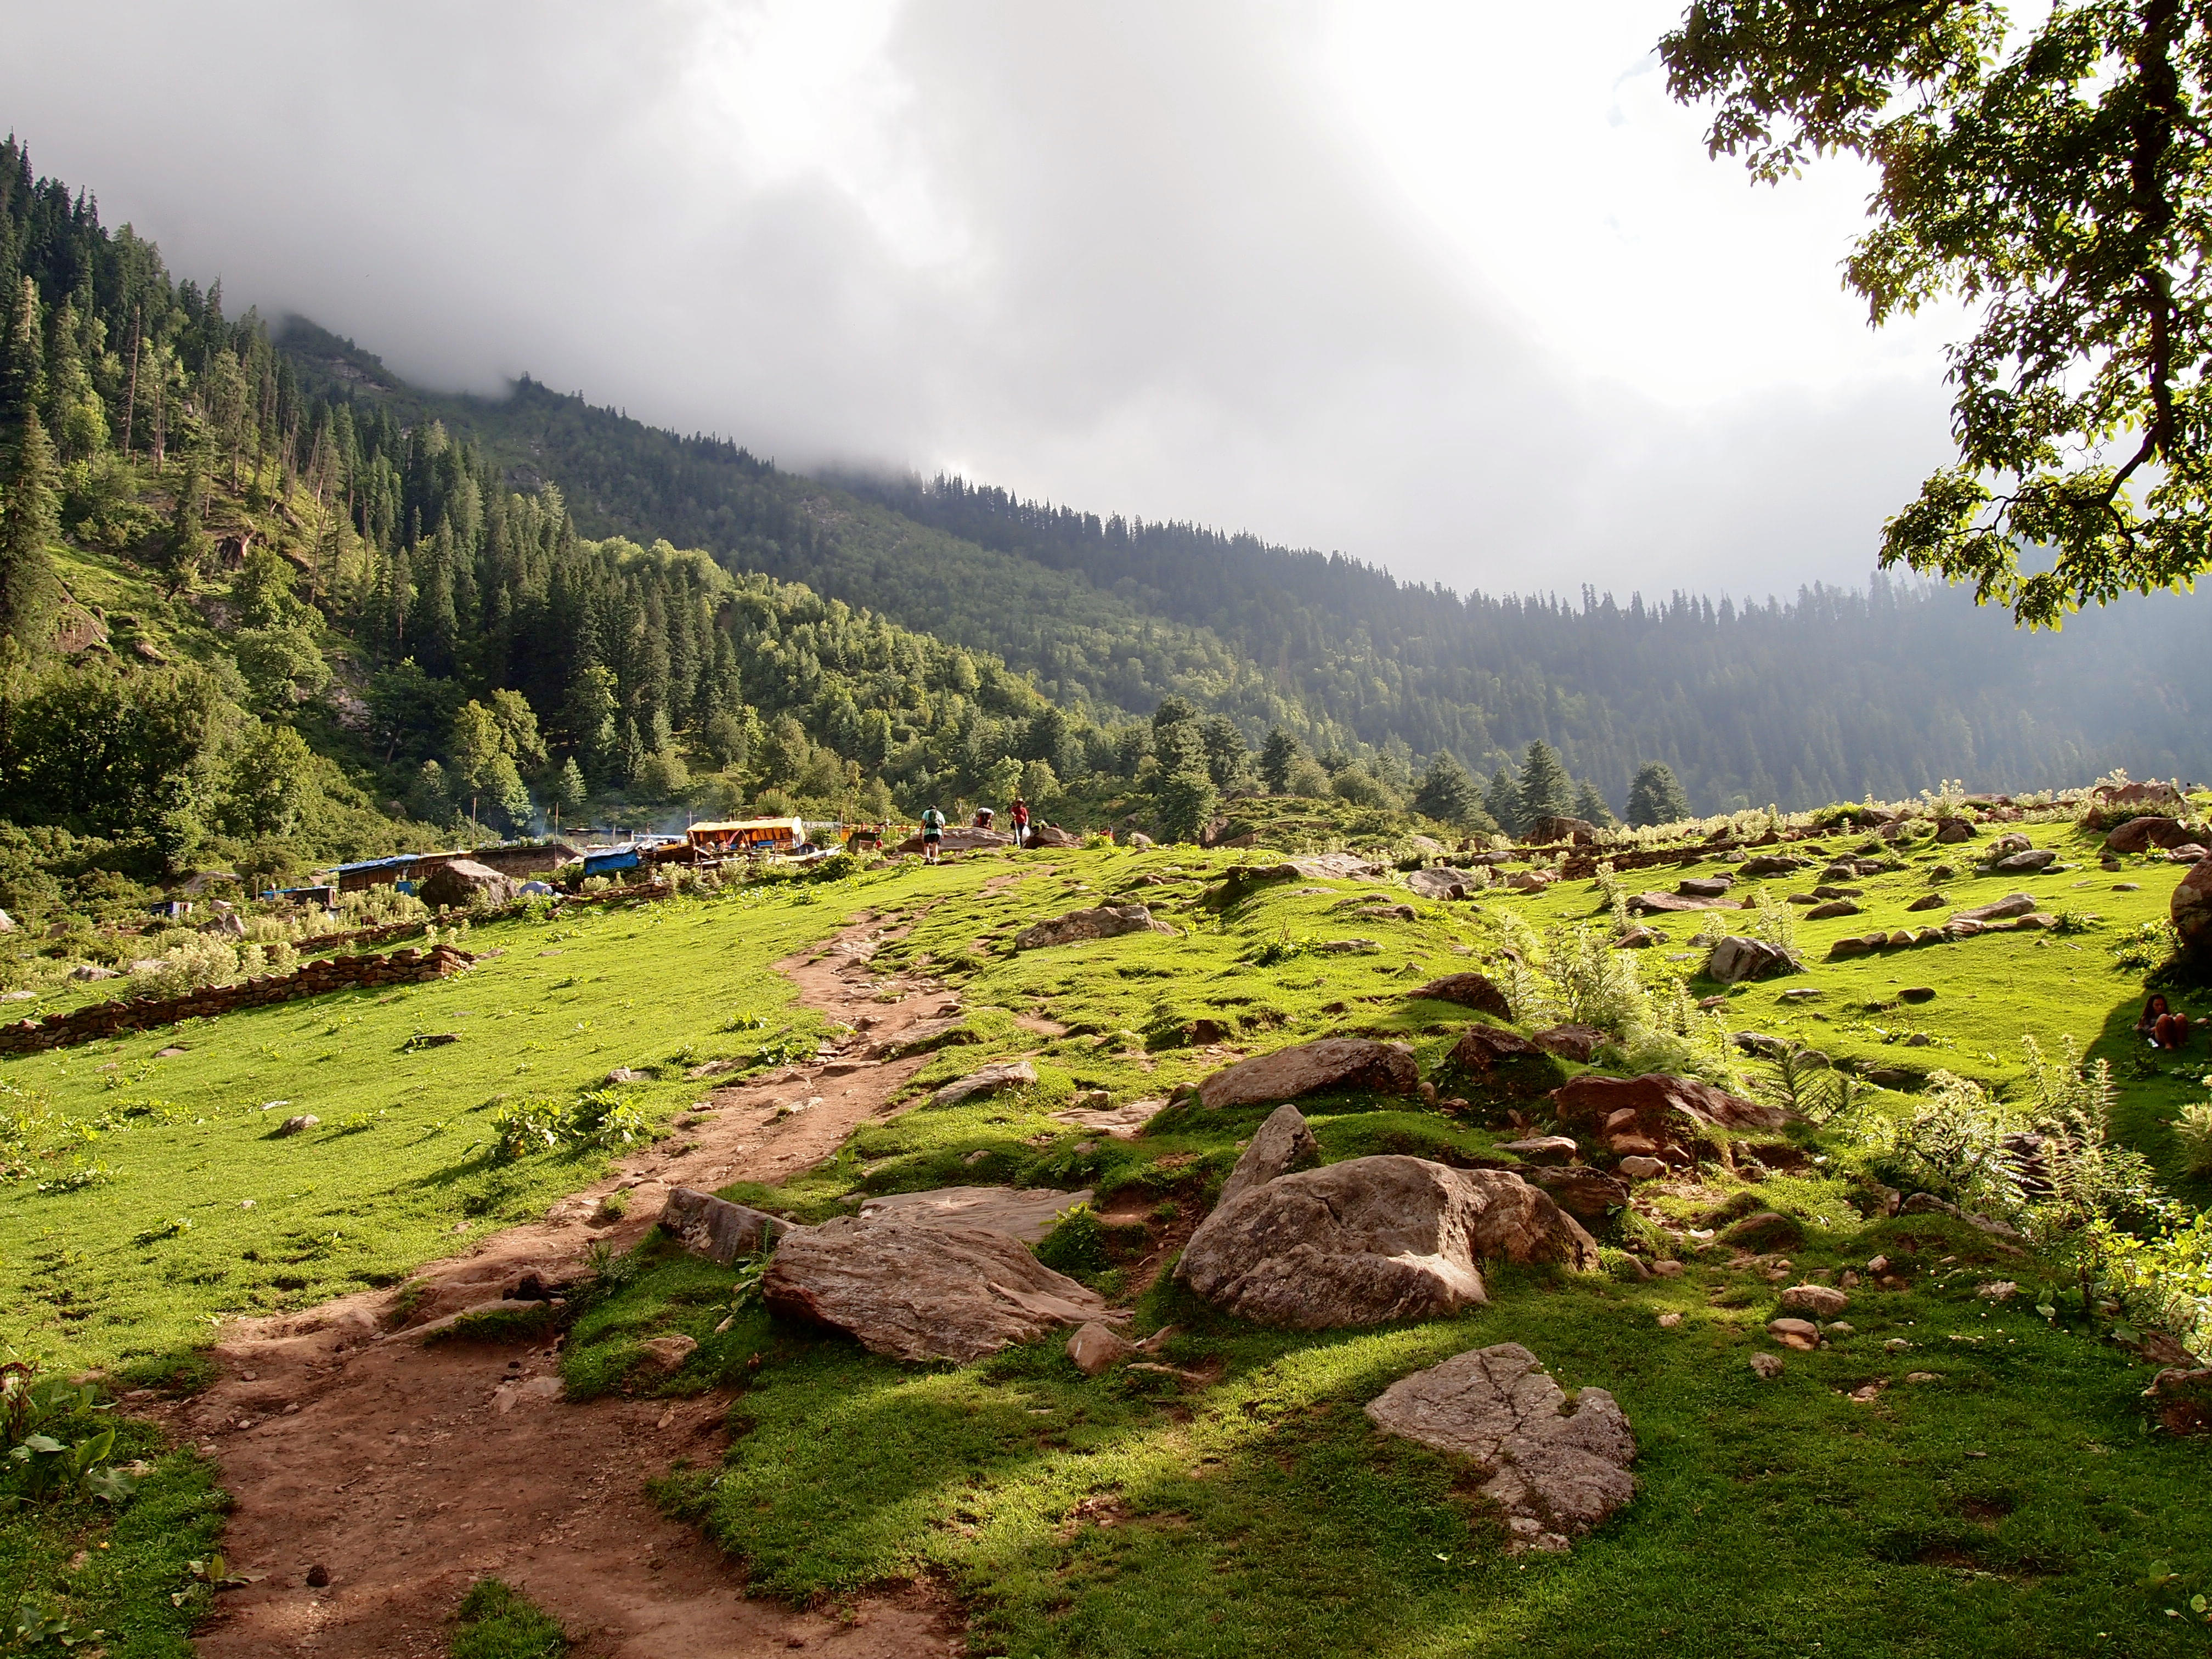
[562,833,2211,1658]
[0,863,988,1374]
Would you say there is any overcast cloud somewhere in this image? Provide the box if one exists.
[1,1,1961,597]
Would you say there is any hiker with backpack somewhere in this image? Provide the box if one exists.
[921,805,946,864]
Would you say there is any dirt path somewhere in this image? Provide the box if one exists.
[160,912,969,1658]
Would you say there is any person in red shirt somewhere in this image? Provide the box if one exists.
[1010,796,1030,849]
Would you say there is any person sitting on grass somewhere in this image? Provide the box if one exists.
[2139,993,2194,1051]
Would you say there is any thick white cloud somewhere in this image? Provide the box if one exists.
[0,0,1960,595]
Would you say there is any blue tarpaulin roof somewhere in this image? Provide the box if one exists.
[582,849,641,874]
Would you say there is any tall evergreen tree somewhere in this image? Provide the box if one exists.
[1626,761,1692,827]
[1516,741,1576,826]
[1572,779,1617,828]
[0,407,60,652]
[1257,726,1300,793]
[1412,752,1480,825]
[1482,763,1521,835]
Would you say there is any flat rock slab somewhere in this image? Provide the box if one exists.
[660,1187,787,1264]
[763,1215,1109,1362]
[932,1059,1038,1105]
[1406,867,1481,900]
[1049,1098,1166,1138]
[1630,890,1736,913]
[1950,891,2039,924]
[1177,1155,1598,1329]
[855,1184,1094,1244]
[1014,904,1175,950]
[1365,1342,1637,1553]
[1196,1037,1418,1111]
[1290,853,1390,881]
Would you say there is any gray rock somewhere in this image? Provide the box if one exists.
[1778,1283,1849,1318]
[1805,900,1860,920]
[1616,1155,1667,1180]
[418,858,520,911]
[1217,1104,1323,1211]
[1407,866,1479,900]
[763,1215,1112,1362]
[2176,857,2212,960]
[1950,891,2041,923]
[1364,1342,1636,1552]
[275,1114,320,1136]
[660,1187,787,1263]
[1677,877,1734,898]
[931,1060,1039,1106]
[855,1184,1093,1244]
[1519,1165,1630,1221]
[1067,1321,1135,1376]
[1990,848,2057,873]
[1496,1135,1579,1165]
[1749,1352,1785,1380]
[1013,904,1174,950]
[69,963,120,980]
[605,1066,649,1085]
[1705,935,1801,983]
[1196,1037,1419,1111]
[1905,892,1948,911]
[1176,1156,1599,1328]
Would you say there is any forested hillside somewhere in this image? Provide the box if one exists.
[277,315,2208,811]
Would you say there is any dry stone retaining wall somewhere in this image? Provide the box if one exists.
[0,944,477,1054]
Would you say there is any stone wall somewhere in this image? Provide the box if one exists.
[0,944,477,1055]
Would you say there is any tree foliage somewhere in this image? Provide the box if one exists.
[1663,0,2212,625]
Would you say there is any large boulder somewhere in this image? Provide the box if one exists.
[931,1060,1038,1106]
[1364,1342,1636,1553]
[1526,816,1598,845]
[1195,1037,1419,1111]
[2176,857,2212,961]
[1216,1104,1323,1211]
[1406,972,1513,1019]
[419,858,520,911]
[1176,1156,1599,1328]
[1989,847,2058,873]
[2109,816,2199,855]
[1407,866,1481,900]
[1550,1073,1791,1153]
[1705,935,1800,983]
[660,1187,787,1263]
[1529,1024,1605,1062]
[1519,1164,1630,1221]
[1013,904,1173,950]
[762,1215,1111,1362]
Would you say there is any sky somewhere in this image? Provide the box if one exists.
[0,0,1967,597]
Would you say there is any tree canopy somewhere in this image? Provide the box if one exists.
[1662,0,2212,626]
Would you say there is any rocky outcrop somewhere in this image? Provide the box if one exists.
[1195,1037,1419,1111]
[1438,1025,1571,1097]
[419,858,521,911]
[762,1215,1111,1362]
[1364,1342,1636,1552]
[1407,866,1481,900]
[1013,904,1173,950]
[1549,1073,1790,1158]
[1407,973,1513,1018]
[1176,1156,1599,1328]
[1705,936,1801,983]
[2178,858,2212,960]
[1215,1104,1322,1211]
[894,826,1014,855]
[1525,816,1599,845]
[661,1188,787,1263]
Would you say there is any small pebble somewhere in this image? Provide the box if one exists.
[1657,1312,1682,1328]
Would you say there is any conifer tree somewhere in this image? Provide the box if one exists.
[0,276,43,436]
[1257,726,1300,793]
[0,407,61,652]
[1412,752,1480,825]
[1626,761,1692,827]
[1483,763,1521,835]
[1516,741,1576,826]
[1572,779,1617,828]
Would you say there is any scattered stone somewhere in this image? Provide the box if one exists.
[1779,988,1824,1002]
[1677,877,1734,899]
[1630,890,1735,913]
[1904,1371,1939,1385]
[1497,1135,1578,1165]
[1616,1155,1666,1181]
[1899,986,1936,1003]
[1013,904,1174,950]
[661,1188,786,1263]
[1809,885,1863,901]
[1067,1321,1136,1377]
[1177,1156,1599,1328]
[68,963,120,981]
[1519,1165,1630,1221]
[1550,1073,1792,1153]
[856,1184,1094,1245]
[1951,891,2041,924]
[1779,1284,1849,1318]
[305,1565,331,1589]
[1216,1103,1323,1211]
[274,1115,319,1136]
[1526,815,1600,845]
[1767,1318,1821,1351]
[604,1066,648,1085]
[1884,1338,1911,1352]
[1528,1023,1606,1062]
[1740,855,1806,876]
[2106,816,2198,855]
[1406,972,1513,1019]
[637,1334,698,1373]
[1440,1024,1571,1096]
[1657,1312,1683,1328]
[1507,870,1555,892]
[1613,926,1661,949]
[764,1216,1113,1362]
[1990,848,2057,873]
[1825,1322,1854,1336]
[1749,1353,1785,1380]
[1805,899,1860,920]
[930,1060,1039,1107]
[1364,1342,1635,1553]
[1316,938,1383,955]
[1976,1280,2020,1302]
[1407,866,1481,900]
[1904,892,1948,912]
[1705,935,1801,983]
[154,1046,187,1058]
[1933,818,1976,843]
[1195,1037,1419,1111]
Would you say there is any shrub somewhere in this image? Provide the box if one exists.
[2176,1102,2212,1177]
